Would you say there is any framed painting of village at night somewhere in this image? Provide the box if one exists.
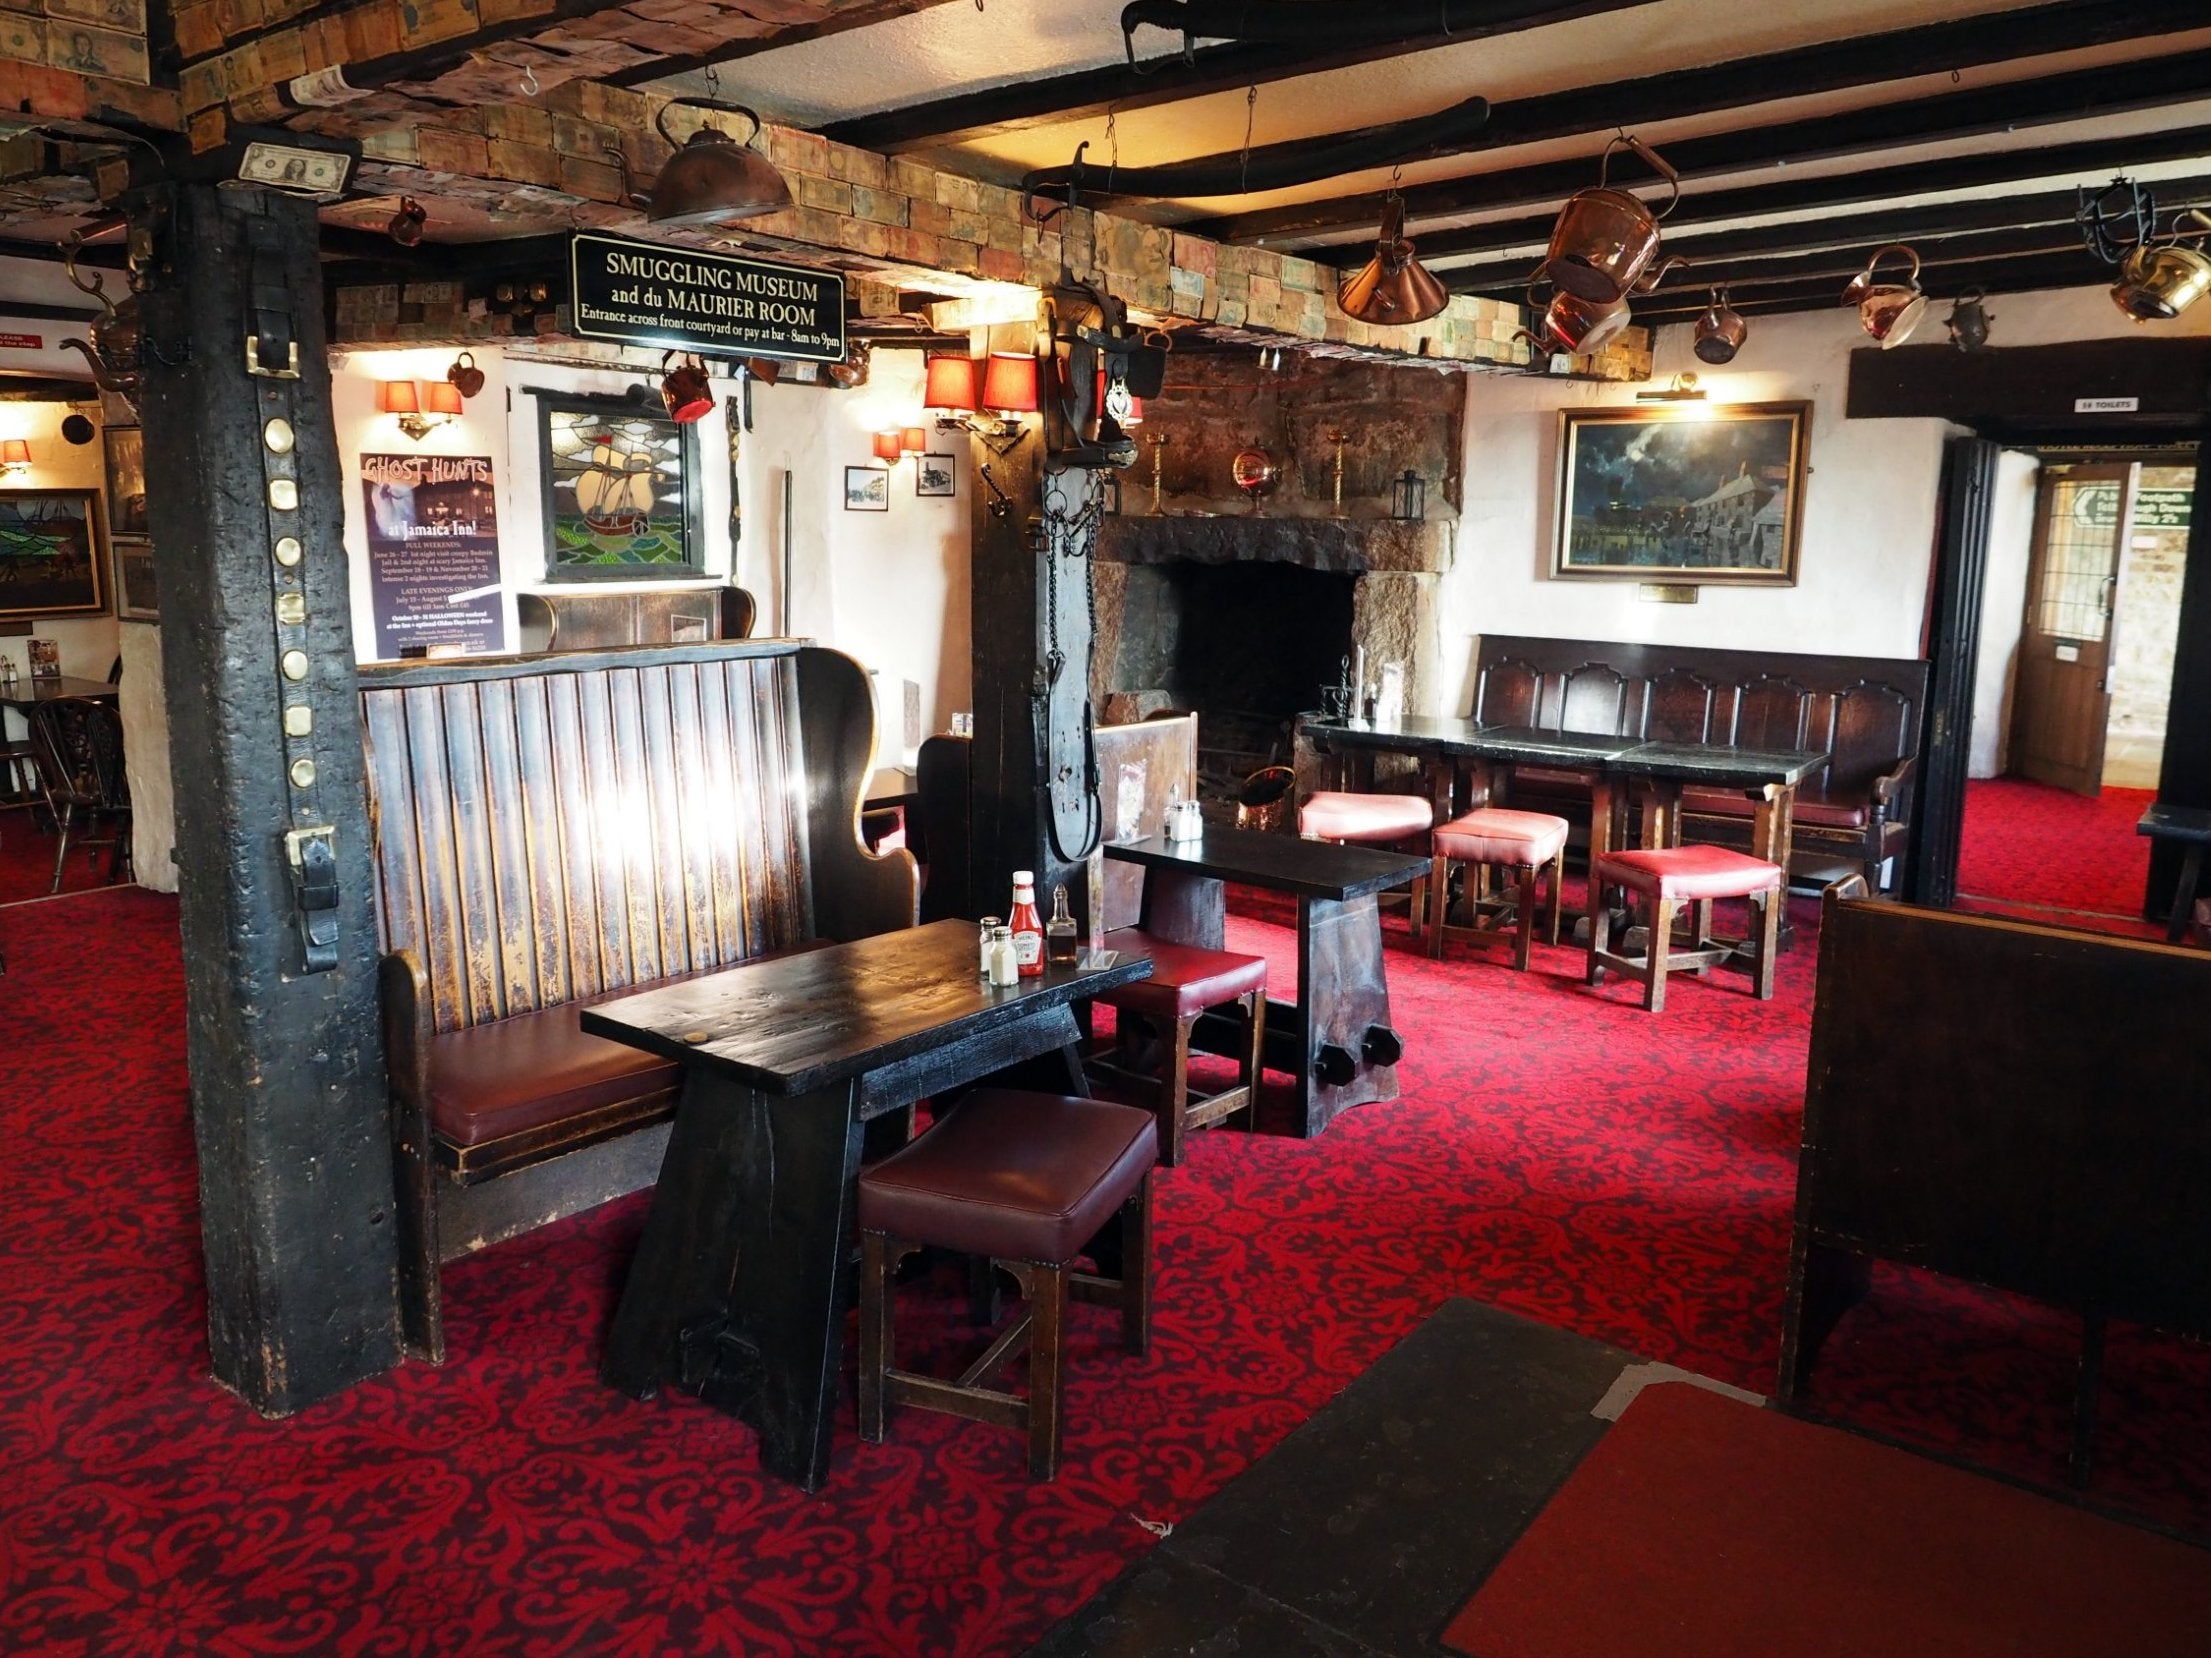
[1553,401,1809,585]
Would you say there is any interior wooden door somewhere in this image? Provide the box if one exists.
[2009,464,2135,795]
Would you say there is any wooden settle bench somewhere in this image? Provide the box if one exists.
[360,641,917,1361]
[1467,635,1928,890]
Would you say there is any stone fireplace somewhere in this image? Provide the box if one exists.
[1091,350,1461,805]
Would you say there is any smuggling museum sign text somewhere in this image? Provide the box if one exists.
[568,232,846,363]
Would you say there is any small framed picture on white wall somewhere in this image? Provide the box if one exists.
[844,466,890,512]
[915,454,956,498]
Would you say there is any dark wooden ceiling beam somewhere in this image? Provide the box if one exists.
[818,1,1651,154]
[1624,228,2108,299]
[1439,176,2211,291]
[1139,0,2185,223]
[1197,35,2211,245]
[1622,252,2116,320]
[1381,123,2211,267]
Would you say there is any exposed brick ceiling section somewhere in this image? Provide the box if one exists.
[168,0,950,148]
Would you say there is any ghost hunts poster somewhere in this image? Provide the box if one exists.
[361,454,503,657]
[1553,402,1808,584]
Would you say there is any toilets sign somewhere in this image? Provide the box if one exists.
[568,232,845,363]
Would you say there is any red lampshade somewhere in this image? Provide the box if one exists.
[0,439,30,465]
[923,354,979,412]
[901,426,928,454]
[980,352,1037,415]
[872,430,904,463]
[377,380,420,414]
[423,380,464,416]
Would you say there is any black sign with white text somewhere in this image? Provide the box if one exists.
[568,232,846,363]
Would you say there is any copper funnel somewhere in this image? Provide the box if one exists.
[1337,198,1449,326]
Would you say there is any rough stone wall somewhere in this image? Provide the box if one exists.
[2110,463,2192,747]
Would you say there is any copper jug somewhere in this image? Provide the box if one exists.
[1337,197,1449,326]
[1845,244,1926,347]
[1693,288,1747,364]
[1544,135,1679,303]
[660,352,712,423]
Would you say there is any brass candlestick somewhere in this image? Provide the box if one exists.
[1327,428,1347,515]
[1150,433,1169,513]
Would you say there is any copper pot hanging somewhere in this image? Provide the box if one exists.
[2111,210,2211,322]
[1693,287,1746,364]
[1844,243,1926,347]
[1543,135,1679,304]
[1337,197,1449,326]
[645,99,792,227]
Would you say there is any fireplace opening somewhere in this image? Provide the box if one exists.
[1108,560,1355,802]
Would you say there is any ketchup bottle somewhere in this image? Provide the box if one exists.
[1009,870,1045,978]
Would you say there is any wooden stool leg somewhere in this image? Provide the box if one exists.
[1587,878,1612,985]
[1693,897,1715,975]
[1121,1171,1153,1356]
[1428,852,1451,957]
[858,1230,896,1444]
[1754,889,1780,1000]
[1238,991,1267,1126]
[1027,1261,1068,1480]
[1513,861,1537,971]
[1546,845,1565,946]
[1155,1016,1195,1167]
[1646,897,1677,1012]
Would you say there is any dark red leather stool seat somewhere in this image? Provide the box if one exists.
[1597,844,1783,902]
[1095,928,1268,1021]
[859,1089,1157,1265]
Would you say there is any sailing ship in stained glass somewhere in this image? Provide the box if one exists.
[542,404,702,574]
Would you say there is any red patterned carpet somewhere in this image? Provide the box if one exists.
[4,886,2207,1655]
[0,807,126,906]
[1956,777,2156,925]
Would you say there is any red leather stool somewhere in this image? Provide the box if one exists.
[1587,844,1783,1012]
[1298,790,1435,844]
[1300,789,1437,927]
[1429,808,1570,971]
[1089,929,1267,1167]
[858,1089,1156,1480]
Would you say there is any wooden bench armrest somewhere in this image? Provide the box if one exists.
[1870,752,1916,809]
[797,645,921,941]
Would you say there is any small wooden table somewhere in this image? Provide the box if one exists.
[2137,802,2211,943]
[584,919,1151,1491]
[1106,825,1431,1139]
[0,675,118,711]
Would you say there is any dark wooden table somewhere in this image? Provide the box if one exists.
[2137,802,2211,943]
[0,675,117,712]
[583,918,1151,1490]
[1106,825,1431,1139]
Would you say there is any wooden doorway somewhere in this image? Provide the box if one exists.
[2008,464,2135,796]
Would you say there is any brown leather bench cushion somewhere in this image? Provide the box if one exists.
[858,1089,1156,1264]
[1680,785,1869,830]
[426,942,830,1151]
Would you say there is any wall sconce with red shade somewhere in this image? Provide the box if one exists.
[871,426,931,466]
[924,351,1035,454]
[0,438,30,476]
[379,378,463,441]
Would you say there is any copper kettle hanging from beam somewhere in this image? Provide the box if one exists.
[1337,196,1449,326]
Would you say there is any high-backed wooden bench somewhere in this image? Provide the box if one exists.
[1468,636,1928,891]
[361,641,917,1361]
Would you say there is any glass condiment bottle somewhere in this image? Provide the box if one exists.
[987,924,1018,987]
[1008,870,1044,978]
[978,915,1002,978]
[1045,883,1079,966]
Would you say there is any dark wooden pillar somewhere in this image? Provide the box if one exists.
[2148,434,2211,917]
[137,182,400,1413]
[966,428,1101,920]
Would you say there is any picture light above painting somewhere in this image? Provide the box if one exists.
[1553,402,1810,587]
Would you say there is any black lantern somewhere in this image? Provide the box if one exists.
[1391,469,1426,521]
